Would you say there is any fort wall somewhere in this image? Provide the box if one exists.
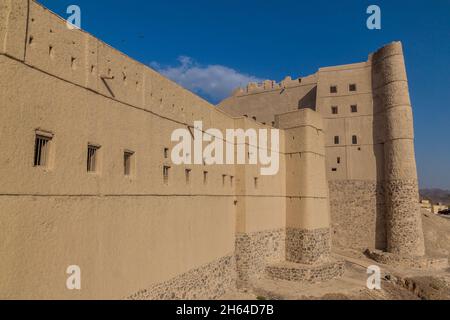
[316,60,387,250]
[0,0,294,299]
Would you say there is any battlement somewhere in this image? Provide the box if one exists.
[0,0,226,126]
[233,74,318,96]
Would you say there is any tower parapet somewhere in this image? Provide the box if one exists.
[232,75,317,97]
[371,42,425,257]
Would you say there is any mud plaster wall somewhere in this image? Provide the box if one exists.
[0,0,291,299]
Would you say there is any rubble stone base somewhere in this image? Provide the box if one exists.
[286,227,331,264]
[365,249,448,270]
[235,229,286,283]
[265,259,345,283]
[127,254,236,300]
[385,179,425,256]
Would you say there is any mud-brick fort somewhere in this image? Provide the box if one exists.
[0,0,436,299]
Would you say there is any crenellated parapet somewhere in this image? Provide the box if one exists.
[232,74,318,97]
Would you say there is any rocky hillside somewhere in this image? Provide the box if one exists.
[420,188,450,205]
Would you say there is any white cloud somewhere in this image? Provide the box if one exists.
[150,56,262,103]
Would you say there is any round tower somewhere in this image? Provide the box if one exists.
[372,42,425,257]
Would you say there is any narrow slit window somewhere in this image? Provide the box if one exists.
[203,171,208,185]
[124,151,134,176]
[351,105,358,113]
[334,136,340,145]
[254,177,258,189]
[34,134,52,167]
[331,106,338,115]
[332,168,337,172]
[230,176,234,187]
[185,169,191,184]
[164,148,169,159]
[163,166,170,184]
[87,144,100,173]
[330,86,337,93]
[337,157,341,164]
[222,174,227,186]
[352,135,358,145]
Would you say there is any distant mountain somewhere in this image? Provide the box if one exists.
[420,188,450,205]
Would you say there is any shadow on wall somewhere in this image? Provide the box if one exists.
[372,65,387,251]
[298,86,317,111]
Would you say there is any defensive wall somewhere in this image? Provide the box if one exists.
[0,0,340,299]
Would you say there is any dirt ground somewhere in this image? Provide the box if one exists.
[222,211,450,300]
[422,211,450,258]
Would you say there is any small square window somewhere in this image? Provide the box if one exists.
[87,144,100,173]
[334,136,340,145]
[332,168,337,172]
[163,166,170,184]
[352,135,358,145]
[185,169,191,184]
[34,133,52,167]
[124,151,134,176]
[203,171,208,185]
[351,105,358,113]
[349,84,357,92]
[330,86,337,94]
[331,106,338,115]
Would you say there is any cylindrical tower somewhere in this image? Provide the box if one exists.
[372,42,425,257]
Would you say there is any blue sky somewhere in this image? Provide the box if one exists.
[37,0,450,189]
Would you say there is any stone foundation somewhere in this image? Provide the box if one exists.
[235,229,285,283]
[266,259,345,283]
[328,180,387,251]
[286,228,331,264]
[127,254,236,300]
[385,179,425,256]
[365,249,448,270]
